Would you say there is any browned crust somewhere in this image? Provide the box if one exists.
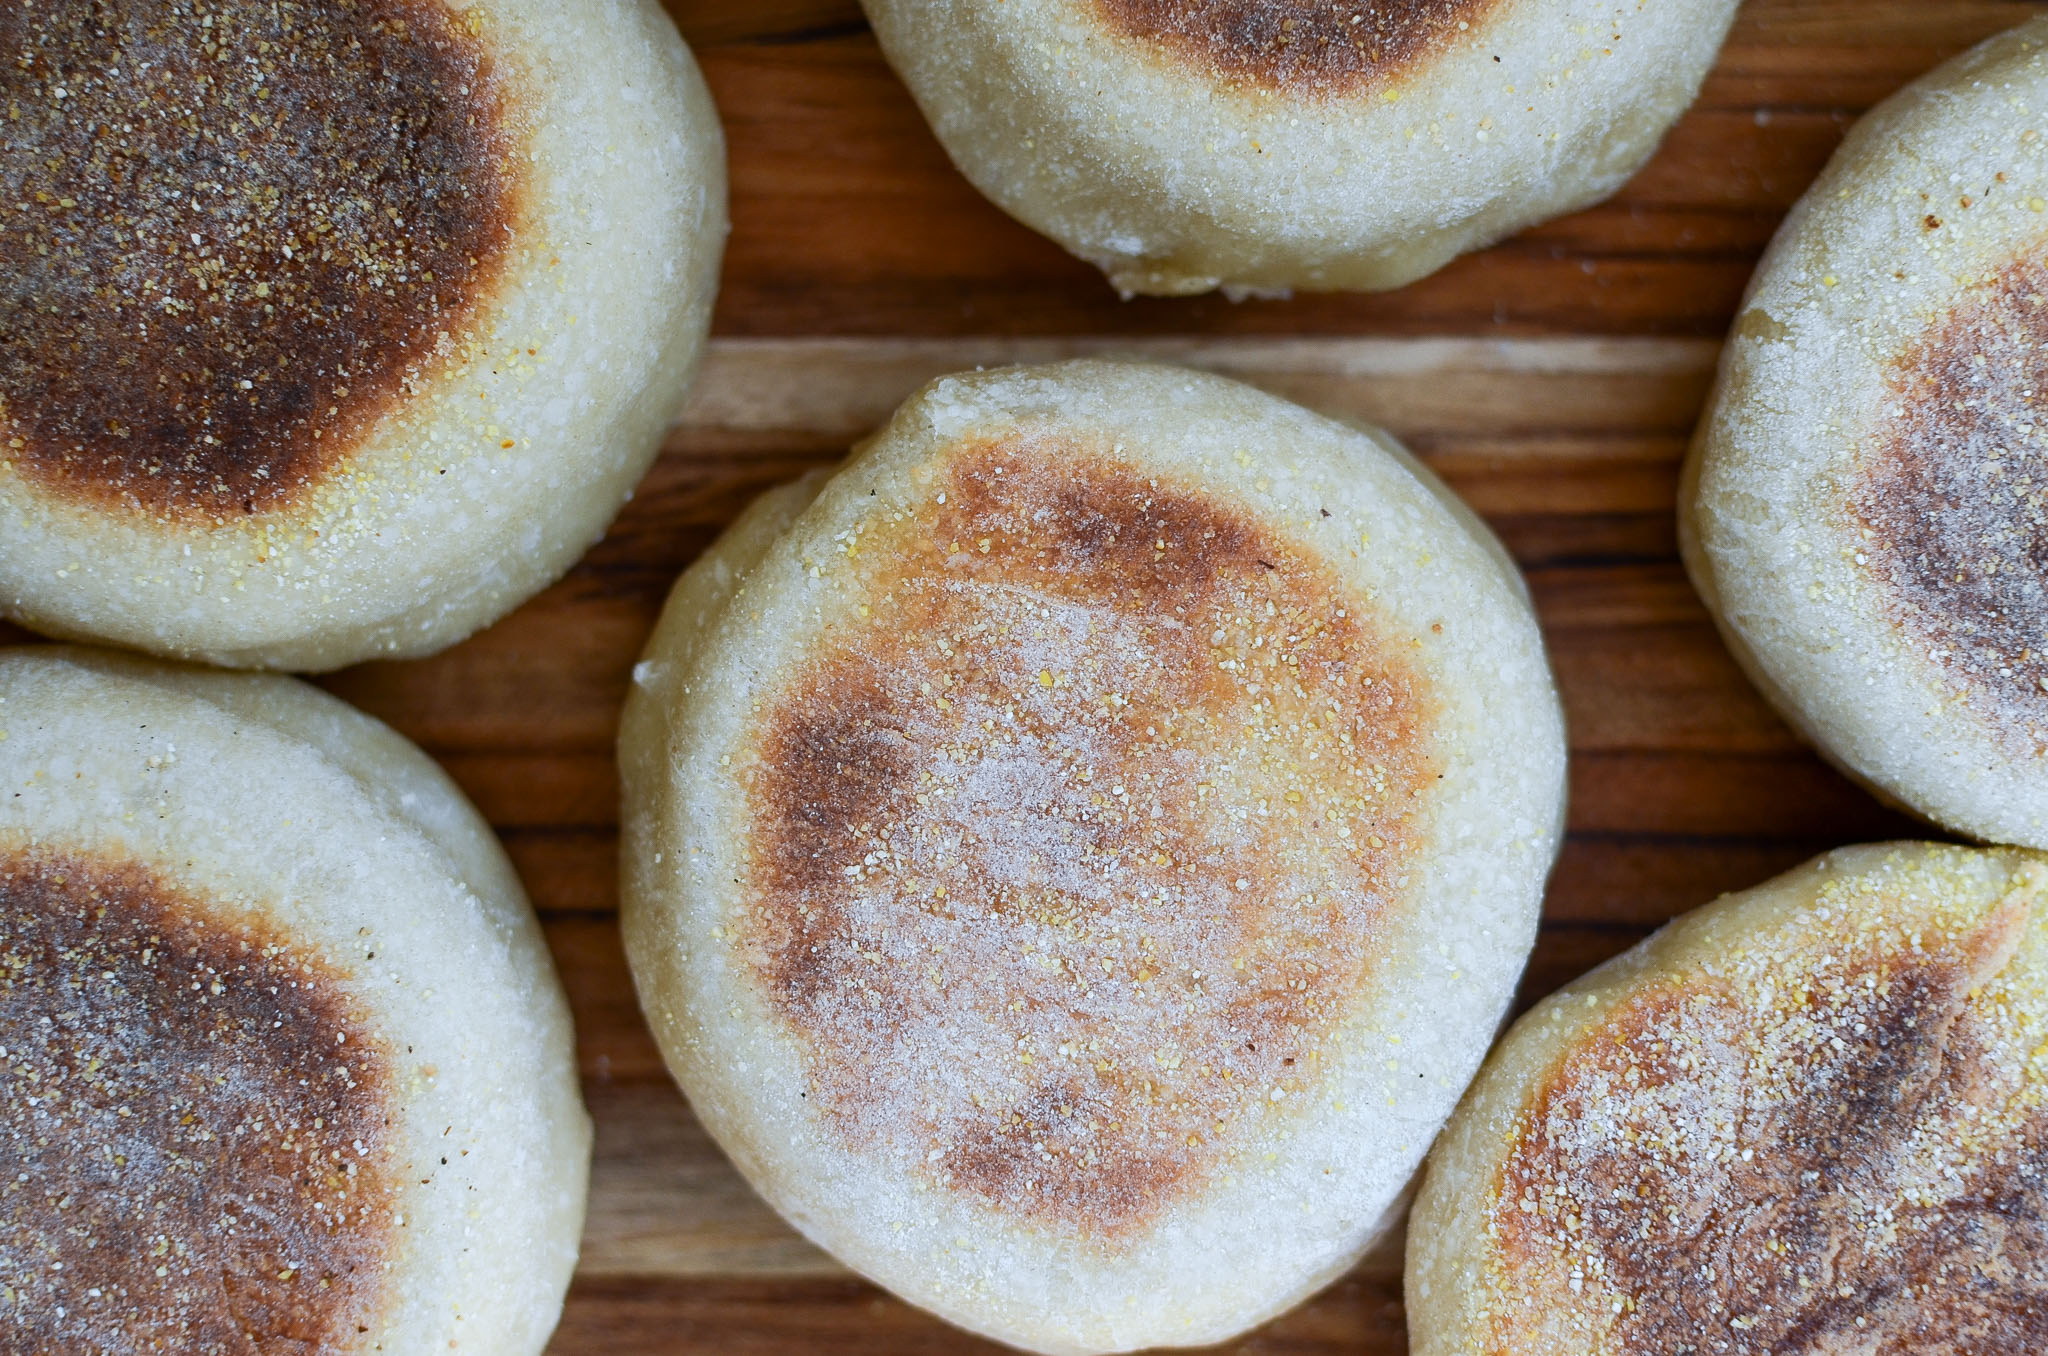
[0,0,524,522]
[1091,0,1506,96]
[0,845,396,1352]
[1854,254,2048,749]
[1489,904,2048,1355]
[743,438,1437,1239]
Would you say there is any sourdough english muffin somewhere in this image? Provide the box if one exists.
[0,646,589,1353]
[0,0,725,671]
[860,0,1739,296]
[620,360,1566,1354]
[1684,18,2048,848]
[1409,842,2048,1355]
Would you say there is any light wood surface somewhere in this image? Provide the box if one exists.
[2,1,2023,1350]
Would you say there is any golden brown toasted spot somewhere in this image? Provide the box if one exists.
[1856,256,2048,744]
[1491,905,2048,1355]
[0,847,394,1352]
[0,0,520,520]
[746,440,1435,1238]
[1093,0,1503,94]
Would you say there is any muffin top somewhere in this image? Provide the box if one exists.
[741,435,1438,1236]
[0,0,521,520]
[0,844,396,1351]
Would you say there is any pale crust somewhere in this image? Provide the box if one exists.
[861,0,1738,295]
[0,0,725,671]
[622,360,1565,1354]
[0,646,589,1354]
[1409,842,2048,1356]
[1685,16,2048,847]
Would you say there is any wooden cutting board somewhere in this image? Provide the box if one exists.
[6,1,2033,1350]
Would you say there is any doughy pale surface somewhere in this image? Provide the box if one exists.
[1409,842,2048,1356]
[1685,17,2048,848]
[0,647,589,1354]
[861,0,1738,295]
[0,0,725,671]
[622,360,1566,1354]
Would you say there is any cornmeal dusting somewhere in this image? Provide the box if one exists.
[0,0,519,519]
[1491,868,2048,1354]
[1857,256,2048,746]
[1093,0,1503,94]
[747,439,1435,1237]
[0,847,394,1353]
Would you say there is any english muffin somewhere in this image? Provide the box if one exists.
[0,0,725,671]
[861,0,1740,297]
[1409,842,2048,1356]
[620,360,1567,1354]
[1683,18,2048,848]
[0,646,589,1353]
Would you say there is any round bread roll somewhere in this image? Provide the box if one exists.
[1408,841,2048,1355]
[1683,18,2048,848]
[861,0,1739,297]
[0,0,725,671]
[0,646,589,1353]
[621,359,1566,1354]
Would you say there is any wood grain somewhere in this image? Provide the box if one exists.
[0,1,2010,1350]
